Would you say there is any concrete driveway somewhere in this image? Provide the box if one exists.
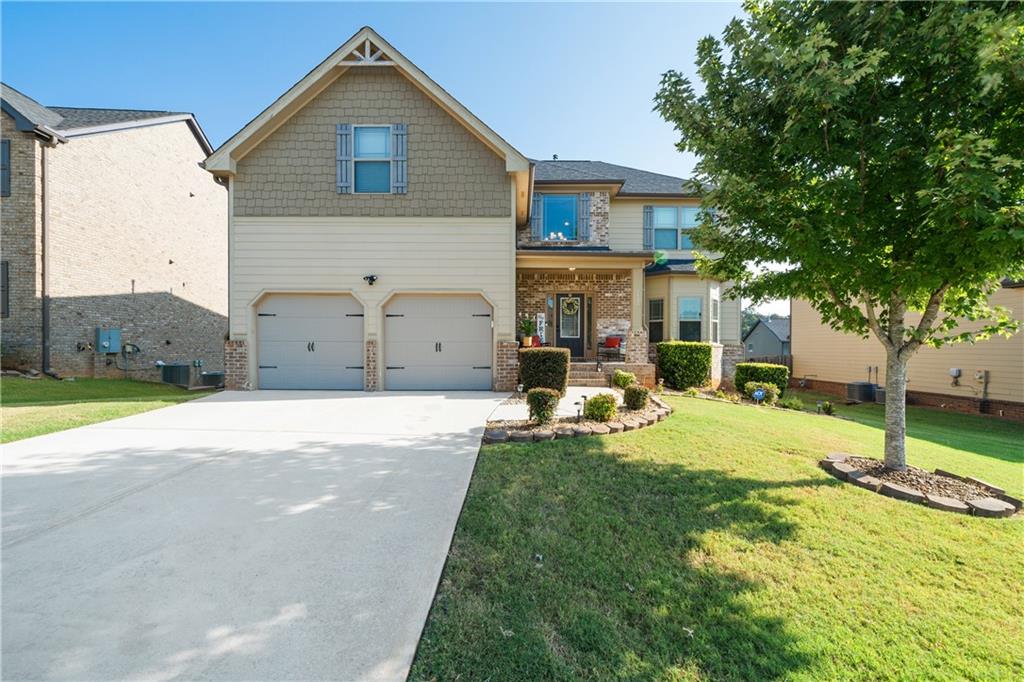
[2,390,506,681]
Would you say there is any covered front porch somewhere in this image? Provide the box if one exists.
[515,251,655,385]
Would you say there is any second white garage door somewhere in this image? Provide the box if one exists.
[384,295,493,390]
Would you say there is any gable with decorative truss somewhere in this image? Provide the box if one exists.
[340,37,393,65]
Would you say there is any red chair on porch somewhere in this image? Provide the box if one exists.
[597,335,626,361]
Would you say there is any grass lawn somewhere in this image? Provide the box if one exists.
[411,396,1024,680]
[1,376,204,443]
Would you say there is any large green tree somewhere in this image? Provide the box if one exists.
[656,1,1024,469]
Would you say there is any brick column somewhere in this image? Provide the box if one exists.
[224,339,249,390]
[722,344,744,380]
[494,340,519,391]
[625,328,648,364]
[365,339,378,391]
[709,343,723,389]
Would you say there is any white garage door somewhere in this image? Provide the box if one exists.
[384,295,492,390]
[257,294,364,390]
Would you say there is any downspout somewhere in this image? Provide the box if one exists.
[37,129,64,378]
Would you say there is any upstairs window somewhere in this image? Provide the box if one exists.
[711,298,720,343]
[678,296,702,341]
[354,126,391,193]
[543,195,578,241]
[645,205,702,250]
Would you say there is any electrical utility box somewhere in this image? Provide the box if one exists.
[95,327,122,354]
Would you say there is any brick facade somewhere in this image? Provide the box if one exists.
[517,190,611,248]
[234,67,510,218]
[494,340,519,391]
[0,112,43,369]
[516,269,634,351]
[365,338,379,391]
[224,339,248,390]
[796,377,1024,423]
[0,114,227,380]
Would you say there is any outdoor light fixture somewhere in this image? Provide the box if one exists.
[516,383,524,394]
[363,274,378,286]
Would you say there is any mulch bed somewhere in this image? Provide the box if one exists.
[843,456,990,500]
[821,453,1020,518]
[489,401,663,434]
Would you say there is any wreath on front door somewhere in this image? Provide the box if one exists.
[561,297,580,316]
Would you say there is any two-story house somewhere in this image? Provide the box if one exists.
[1,83,227,381]
[203,27,741,392]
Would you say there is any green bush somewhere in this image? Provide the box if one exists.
[623,384,650,410]
[526,387,560,424]
[778,396,804,411]
[583,393,618,422]
[683,387,701,397]
[734,362,790,396]
[519,347,570,396]
[744,381,780,405]
[612,369,636,389]
[656,342,712,389]
[822,400,835,416]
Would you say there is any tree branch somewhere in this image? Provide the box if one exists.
[860,295,893,350]
[905,283,951,355]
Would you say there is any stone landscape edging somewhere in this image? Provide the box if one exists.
[820,453,1021,518]
[483,395,674,445]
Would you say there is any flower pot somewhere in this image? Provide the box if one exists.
[532,336,542,347]
[521,336,533,348]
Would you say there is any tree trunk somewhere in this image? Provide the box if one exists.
[883,349,909,470]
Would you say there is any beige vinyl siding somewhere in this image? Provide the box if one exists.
[229,213,516,342]
[791,290,1024,404]
[720,289,742,344]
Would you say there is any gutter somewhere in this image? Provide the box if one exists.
[38,134,64,378]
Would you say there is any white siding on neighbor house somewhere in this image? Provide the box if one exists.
[229,213,516,342]
[791,290,1024,404]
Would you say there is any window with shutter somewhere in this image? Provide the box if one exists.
[1,260,9,318]
[390,123,408,194]
[531,192,544,240]
[1,140,10,198]
[642,205,654,249]
[577,192,591,241]
[336,124,352,194]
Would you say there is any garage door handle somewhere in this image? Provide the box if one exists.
[473,366,491,370]
[259,365,277,369]
[438,342,443,352]
[386,314,404,318]
[346,366,364,370]
[307,341,312,352]
[258,313,276,317]
[386,366,405,370]
[311,341,315,352]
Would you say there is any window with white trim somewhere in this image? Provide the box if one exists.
[678,296,702,341]
[652,206,702,250]
[353,126,392,193]
[711,298,720,343]
[648,299,664,342]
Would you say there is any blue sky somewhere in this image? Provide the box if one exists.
[2,2,742,178]
[3,1,787,316]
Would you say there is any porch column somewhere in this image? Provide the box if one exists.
[626,265,649,365]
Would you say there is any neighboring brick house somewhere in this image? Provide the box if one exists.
[204,27,741,392]
[0,84,227,382]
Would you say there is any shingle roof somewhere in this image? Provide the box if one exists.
[743,317,791,343]
[533,160,698,196]
[47,106,186,130]
[645,258,698,275]
[2,82,189,133]
[1,82,64,129]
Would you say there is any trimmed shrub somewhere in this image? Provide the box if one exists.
[734,362,790,396]
[519,347,570,396]
[526,387,560,424]
[821,400,835,416]
[683,387,701,397]
[612,369,636,389]
[744,381,780,405]
[714,389,742,403]
[778,396,804,411]
[583,393,618,422]
[656,342,713,389]
[623,384,650,411]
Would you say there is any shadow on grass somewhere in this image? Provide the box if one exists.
[787,389,1024,465]
[413,435,835,680]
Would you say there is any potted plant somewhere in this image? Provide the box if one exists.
[518,316,537,347]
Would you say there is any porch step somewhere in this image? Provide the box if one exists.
[568,373,610,387]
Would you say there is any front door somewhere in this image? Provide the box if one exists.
[556,293,584,358]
